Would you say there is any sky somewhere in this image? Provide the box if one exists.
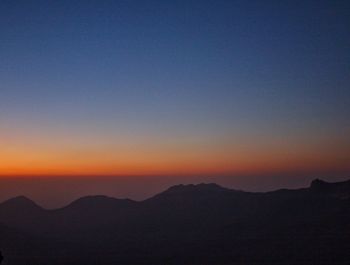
[0,0,349,206]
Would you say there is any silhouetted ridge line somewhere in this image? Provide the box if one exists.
[1,178,350,208]
[65,195,135,208]
[310,178,329,189]
[162,183,230,193]
[310,178,350,189]
[310,178,350,198]
[0,178,350,264]
[0,196,43,210]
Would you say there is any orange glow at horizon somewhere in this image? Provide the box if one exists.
[1,128,349,178]
[1,116,350,178]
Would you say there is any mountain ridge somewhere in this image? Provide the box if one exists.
[0,178,350,264]
[1,178,350,210]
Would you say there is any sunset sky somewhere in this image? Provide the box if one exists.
[0,0,349,206]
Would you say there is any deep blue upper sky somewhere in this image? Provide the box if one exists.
[0,0,349,177]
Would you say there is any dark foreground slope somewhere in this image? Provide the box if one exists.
[0,179,350,265]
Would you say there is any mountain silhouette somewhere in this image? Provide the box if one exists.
[310,178,350,197]
[0,196,42,211]
[0,179,350,264]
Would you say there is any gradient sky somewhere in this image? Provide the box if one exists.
[0,0,350,203]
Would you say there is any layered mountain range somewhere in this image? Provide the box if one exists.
[0,179,350,264]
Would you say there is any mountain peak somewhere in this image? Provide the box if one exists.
[144,182,235,204]
[3,196,35,204]
[310,178,350,198]
[310,179,328,189]
[166,183,227,193]
[64,195,134,211]
[0,196,42,210]
[158,183,231,197]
